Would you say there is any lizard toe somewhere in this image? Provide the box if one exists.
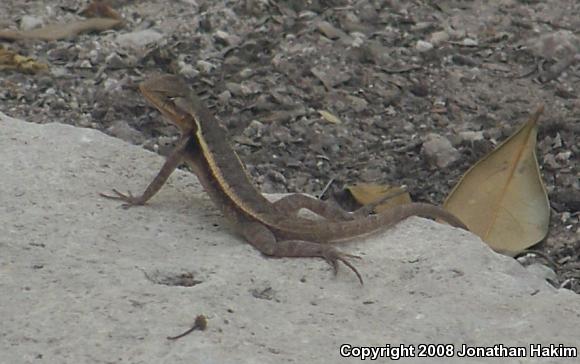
[99,189,144,208]
[321,248,364,285]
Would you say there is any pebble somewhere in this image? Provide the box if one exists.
[416,40,434,52]
[217,90,232,105]
[461,38,479,47]
[347,95,368,112]
[422,133,460,168]
[116,29,163,49]
[20,15,43,31]
[243,120,266,139]
[317,21,344,40]
[105,53,128,69]
[429,31,449,46]
[214,30,241,46]
[197,60,217,74]
[178,62,198,78]
[458,131,485,143]
[79,60,93,69]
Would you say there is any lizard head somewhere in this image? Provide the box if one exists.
[139,75,199,135]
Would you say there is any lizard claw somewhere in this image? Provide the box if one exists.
[99,189,145,208]
[321,248,363,285]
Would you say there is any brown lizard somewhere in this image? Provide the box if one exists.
[101,74,467,284]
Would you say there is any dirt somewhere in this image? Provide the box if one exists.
[0,0,578,290]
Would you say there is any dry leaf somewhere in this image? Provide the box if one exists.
[347,183,411,213]
[80,0,123,21]
[444,106,550,255]
[0,18,122,41]
[318,110,342,124]
[0,47,48,73]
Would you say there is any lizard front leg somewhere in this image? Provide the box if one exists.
[100,135,191,207]
[240,222,363,284]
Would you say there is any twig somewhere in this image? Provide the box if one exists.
[167,315,207,341]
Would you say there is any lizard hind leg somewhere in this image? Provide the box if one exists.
[272,193,356,221]
[240,221,363,284]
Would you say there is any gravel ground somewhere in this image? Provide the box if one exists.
[1,0,578,290]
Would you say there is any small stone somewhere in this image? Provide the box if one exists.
[452,54,478,67]
[178,62,198,78]
[317,21,344,40]
[239,68,255,79]
[429,31,449,46]
[214,30,241,46]
[347,95,368,112]
[461,38,479,47]
[20,15,43,31]
[310,66,351,88]
[416,40,434,52]
[79,60,92,69]
[197,60,217,74]
[116,29,163,49]
[552,133,563,148]
[225,82,243,96]
[240,80,262,96]
[102,78,122,92]
[243,120,266,139]
[458,131,484,143]
[528,30,580,60]
[543,154,560,170]
[267,170,287,184]
[350,32,366,47]
[50,67,68,78]
[217,90,231,105]
[410,82,429,97]
[105,53,127,69]
[555,151,572,162]
[88,49,103,65]
[422,133,460,168]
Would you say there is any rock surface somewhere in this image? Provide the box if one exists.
[1,113,578,364]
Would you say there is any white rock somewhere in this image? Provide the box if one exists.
[525,263,558,283]
[1,112,579,364]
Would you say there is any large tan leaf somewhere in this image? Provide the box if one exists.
[444,106,550,255]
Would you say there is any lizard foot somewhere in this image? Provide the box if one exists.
[320,247,363,285]
[99,189,145,208]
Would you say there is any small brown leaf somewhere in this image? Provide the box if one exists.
[0,47,48,73]
[318,110,342,124]
[444,106,550,255]
[347,183,411,213]
[0,18,122,41]
[80,0,123,21]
